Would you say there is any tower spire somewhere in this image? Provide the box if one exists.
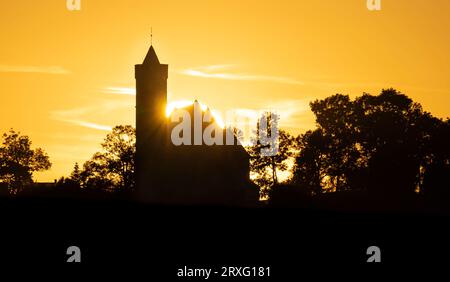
[142,28,160,65]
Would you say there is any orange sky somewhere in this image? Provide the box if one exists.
[1,0,450,182]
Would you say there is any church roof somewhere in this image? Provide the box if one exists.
[143,45,160,65]
[168,100,249,155]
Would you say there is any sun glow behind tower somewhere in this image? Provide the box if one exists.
[166,101,225,128]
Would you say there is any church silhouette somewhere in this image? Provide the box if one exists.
[134,44,259,206]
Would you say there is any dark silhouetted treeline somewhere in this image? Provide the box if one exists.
[1,89,449,212]
[39,125,136,199]
[268,89,450,212]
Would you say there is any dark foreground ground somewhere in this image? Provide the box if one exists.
[0,195,449,277]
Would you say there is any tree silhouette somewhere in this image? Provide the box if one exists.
[292,89,449,199]
[292,129,330,195]
[55,163,83,191]
[78,125,136,192]
[309,94,361,192]
[0,129,51,194]
[353,89,438,196]
[70,162,82,185]
[421,118,450,199]
[79,153,116,191]
[248,112,295,197]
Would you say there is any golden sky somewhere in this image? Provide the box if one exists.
[1,0,450,182]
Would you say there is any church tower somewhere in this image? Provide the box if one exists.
[135,45,168,201]
[134,43,258,206]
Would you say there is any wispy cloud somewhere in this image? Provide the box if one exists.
[226,99,310,123]
[262,99,310,119]
[51,99,133,131]
[260,99,313,133]
[102,87,136,96]
[50,132,106,143]
[55,118,112,131]
[179,65,303,85]
[51,107,113,131]
[0,65,70,74]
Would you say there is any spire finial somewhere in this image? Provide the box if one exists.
[151,27,153,46]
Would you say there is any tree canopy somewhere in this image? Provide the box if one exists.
[248,112,296,197]
[291,89,450,198]
[0,129,51,194]
[71,125,136,192]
